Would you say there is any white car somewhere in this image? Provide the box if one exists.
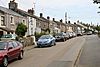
[0,34,17,40]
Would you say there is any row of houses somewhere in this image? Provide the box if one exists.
[0,0,87,37]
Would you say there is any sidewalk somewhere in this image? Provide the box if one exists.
[24,45,36,51]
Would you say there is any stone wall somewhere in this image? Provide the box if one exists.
[18,36,36,47]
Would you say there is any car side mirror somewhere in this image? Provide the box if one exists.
[8,47,13,50]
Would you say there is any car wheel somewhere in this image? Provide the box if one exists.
[54,42,56,46]
[18,51,23,60]
[38,45,42,48]
[49,42,52,47]
[63,39,65,42]
[2,57,8,67]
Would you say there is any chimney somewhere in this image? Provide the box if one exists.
[68,21,71,24]
[40,13,43,18]
[53,18,55,21]
[60,19,63,22]
[9,0,18,11]
[28,8,34,15]
[47,16,50,20]
[74,22,76,24]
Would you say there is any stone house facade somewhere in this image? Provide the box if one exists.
[0,6,23,36]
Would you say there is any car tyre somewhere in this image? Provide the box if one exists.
[63,39,65,42]
[54,42,56,46]
[2,57,8,67]
[18,51,23,60]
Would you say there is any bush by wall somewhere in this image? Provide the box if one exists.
[35,32,47,41]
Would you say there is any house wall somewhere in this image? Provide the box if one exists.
[36,19,48,33]
[0,11,24,34]
[28,17,36,35]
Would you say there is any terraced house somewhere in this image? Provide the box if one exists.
[0,6,23,37]
[8,0,36,36]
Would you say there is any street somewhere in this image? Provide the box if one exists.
[76,35,100,67]
[7,35,100,67]
[7,35,86,67]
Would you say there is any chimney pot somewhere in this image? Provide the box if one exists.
[28,8,34,15]
[40,13,43,18]
[60,19,63,22]
[53,18,55,21]
[47,16,50,20]
[68,21,71,24]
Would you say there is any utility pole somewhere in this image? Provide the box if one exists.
[65,12,67,24]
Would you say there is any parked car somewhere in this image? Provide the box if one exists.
[72,32,77,37]
[37,35,56,47]
[55,32,67,41]
[66,32,70,39]
[77,32,83,36]
[0,34,17,41]
[0,40,24,67]
[68,32,73,38]
[87,31,92,35]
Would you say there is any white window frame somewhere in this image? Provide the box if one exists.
[1,15,6,26]
[10,16,14,24]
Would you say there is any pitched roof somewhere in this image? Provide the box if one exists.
[0,6,22,17]
[54,20,66,26]
[17,9,31,16]
[16,9,46,22]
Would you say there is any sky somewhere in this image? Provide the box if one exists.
[0,0,100,25]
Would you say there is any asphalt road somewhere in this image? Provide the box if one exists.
[76,35,100,67]
[8,36,85,67]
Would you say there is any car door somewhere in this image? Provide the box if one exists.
[7,42,16,61]
[12,41,20,57]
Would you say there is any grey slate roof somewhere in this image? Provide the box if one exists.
[0,6,22,17]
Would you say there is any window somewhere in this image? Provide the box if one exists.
[29,17,33,25]
[1,16,5,26]
[12,41,19,48]
[10,16,14,24]
[8,42,14,48]
[30,20,33,25]
[23,20,26,25]
[31,28,33,35]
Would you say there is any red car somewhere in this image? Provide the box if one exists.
[0,40,24,67]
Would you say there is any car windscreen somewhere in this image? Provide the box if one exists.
[0,42,6,50]
[40,35,50,39]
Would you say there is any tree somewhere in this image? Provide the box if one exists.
[15,23,27,37]
[95,25,100,33]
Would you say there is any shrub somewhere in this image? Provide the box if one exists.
[35,32,47,41]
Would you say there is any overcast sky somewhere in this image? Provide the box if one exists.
[0,0,100,25]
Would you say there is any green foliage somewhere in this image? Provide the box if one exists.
[45,28,50,33]
[15,23,27,37]
[35,32,47,41]
[95,25,100,32]
[84,28,91,33]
